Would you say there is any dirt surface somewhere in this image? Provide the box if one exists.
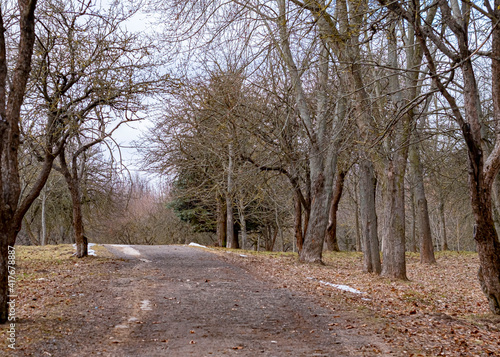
[3,244,392,356]
[3,244,500,356]
[82,245,391,356]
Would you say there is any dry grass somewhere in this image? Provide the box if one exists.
[0,244,120,356]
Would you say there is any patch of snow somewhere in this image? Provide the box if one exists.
[188,242,208,249]
[128,317,139,322]
[88,243,96,256]
[319,281,365,294]
[140,300,152,311]
[239,254,248,257]
[139,258,151,263]
[109,244,141,256]
[72,242,97,256]
[114,324,129,329]
[307,277,366,295]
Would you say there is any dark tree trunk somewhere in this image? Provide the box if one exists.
[472,186,500,314]
[325,170,346,251]
[232,223,240,250]
[0,0,40,323]
[264,225,278,252]
[409,189,418,253]
[381,158,408,280]
[359,158,381,274]
[60,149,88,258]
[410,143,436,263]
[354,179,362,252]
[225,195,235,249]
[294,192,303,253]
[439,200,448,251]
[299,172,333,263]
[216,195,227,247]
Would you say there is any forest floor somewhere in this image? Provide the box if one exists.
[0,244,499,356]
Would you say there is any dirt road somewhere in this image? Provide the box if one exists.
[63,244,388,357]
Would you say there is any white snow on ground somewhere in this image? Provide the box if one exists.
[188,242,209,249]
[319,281,365,294]
[307,277,366,295]
[72,243,97,256]
[140,300,152,311]
[109,244,141,256]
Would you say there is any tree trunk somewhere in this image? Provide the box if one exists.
[439,200,448,251]
[491,178,500,233]
[410,143,436,263]
[299,170,333,263]
[226,143,236,249]
[60,149,87,258]
[277,5,336,263]
[69,178,87,257]
[238,205,247,250]
[472,186,500,314]
[325,170,345,251]
[41,189,47,246]
[232,224,240,250]
[0,0,42,323]
[359,158,381,274]
[23,217,40,245]
[381,158,408,280]
[354,178,362,252]
[216,195,227,247]
[409,189,418,253]
[294,192,303,253]
[0,232,10,322]
[225,197,234,249]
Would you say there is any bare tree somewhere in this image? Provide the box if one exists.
[0,0,43,323]
[30,0,165,257]
[381,0,500,314]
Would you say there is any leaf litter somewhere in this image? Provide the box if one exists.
[215,249,500,357]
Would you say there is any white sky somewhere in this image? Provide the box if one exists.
[103,2,163,183]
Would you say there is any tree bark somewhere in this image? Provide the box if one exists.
[359,158,381,274]
[41,189,47,246]
[225,143,238,249]
[294,192,304,253]
[0,0,40,323]
[354,177,362,252]
[381,159,408,280]
[325,170,346,251]
[60,149,88,258]
[439,200,448,251]
[473,185,500,314]
[240,210,247,250]
[216,195,227,247]
[410,143,436,263]
[409,189,418,253]
[300,171,333,263]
